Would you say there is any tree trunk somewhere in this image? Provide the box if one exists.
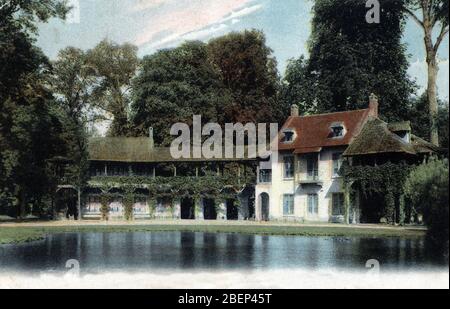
[426,53,439,146]
[423,13,440,146]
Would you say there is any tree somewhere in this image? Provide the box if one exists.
[86,40,140,136]
[408,93,449,149]
[298,0,415,122]
[207,30,281,124]
[280,56,317,116]
[131,41,231,146]
[404,0,449,146]
[0,0,68,217]
[404,158,449,245]
[50,47,95,191]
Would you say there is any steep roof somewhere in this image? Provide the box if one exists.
[343,118,439,157]
[88,137,256,163]
[278,109,371,153]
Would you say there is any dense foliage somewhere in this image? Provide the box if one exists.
[131,30,281,145]
[131,41,230,146]
[403,159,449,243]
[340,162,413,225]
[282,0,415,122]
[408,93,449,149]
[0,0,69,217]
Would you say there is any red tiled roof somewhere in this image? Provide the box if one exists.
[278,109,371,153]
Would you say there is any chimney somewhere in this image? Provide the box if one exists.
[149,127,154,149]
[369,93,379,117]
[291,104,299,117]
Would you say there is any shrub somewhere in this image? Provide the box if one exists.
[404,158,449,243]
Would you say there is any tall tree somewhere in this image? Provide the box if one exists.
[86,40,140,136]
[280,56,317,116]
[50,47,95,191]
[404,0,449,146]
[0,0,69,217]
[131,41,231,146]
[297,0,415,122]
[207,30,281,124]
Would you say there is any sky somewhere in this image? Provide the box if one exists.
[37,0,449,101]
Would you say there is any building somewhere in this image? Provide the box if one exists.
[54,130,257,221]
[255,94,438,223]
[54,95,438,223]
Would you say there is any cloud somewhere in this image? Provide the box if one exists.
[134,0,263,53]
[130,0,171,12]
[408,58,449,101]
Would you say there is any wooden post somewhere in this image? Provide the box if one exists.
[174,165,177,177]
[196,166,199,178]
[153,165,156,178]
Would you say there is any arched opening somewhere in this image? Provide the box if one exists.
[181,197,195,220]
[226,199,238,220]
[203,199,217,220]
[259,193,270,221]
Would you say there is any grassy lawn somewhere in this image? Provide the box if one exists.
[0,223,426,245]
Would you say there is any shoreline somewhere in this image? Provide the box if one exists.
[0,220,427,245]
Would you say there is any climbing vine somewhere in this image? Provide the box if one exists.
[340,161,414,225]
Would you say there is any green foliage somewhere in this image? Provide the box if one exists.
[341,162,413,224]
[100,195,110,221]
[131,30,282,146]
[403,158,449,242]
[131,41,231,146]
[280,56,317,115]
[0,0,69,34]
[86,40,140,136]
[0,1,69,217]
[123,194,134,221]
[207,30,281,124]
[286,0,415,121]
[89,174,253,202]
[408,93,449,149]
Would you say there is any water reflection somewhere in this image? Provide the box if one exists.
[0,232,447,274]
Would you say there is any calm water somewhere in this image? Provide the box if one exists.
[0,232,447,274]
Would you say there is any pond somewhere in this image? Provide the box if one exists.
[0,232,447,275]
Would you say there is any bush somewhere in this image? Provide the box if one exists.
[404,158,449,243]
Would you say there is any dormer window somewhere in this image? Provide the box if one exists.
[329,123,346,139]
[282,129,296,143]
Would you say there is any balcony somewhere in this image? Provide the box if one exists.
[298,171,323,187]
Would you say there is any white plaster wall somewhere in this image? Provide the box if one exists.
[255,147,347,222]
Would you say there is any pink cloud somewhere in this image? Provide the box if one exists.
[133,0,256,49]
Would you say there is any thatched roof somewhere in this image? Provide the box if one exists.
[88,137,256,163]
[343,118,439,157]
[388,121,411,132]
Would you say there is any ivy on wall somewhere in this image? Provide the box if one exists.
[340,161,414,225]
[85,175,253,221]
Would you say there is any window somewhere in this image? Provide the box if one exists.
[283,194,294,216]
[259,169,272,183]
[282,130,295,143]
[330,123,346,138]
[283,156,295,179]
[332,153,343,177]
[306,155,319,180]
[307,194,319,215]
[332,193,345,216]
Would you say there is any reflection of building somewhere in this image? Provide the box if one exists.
[255,95,439,223]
